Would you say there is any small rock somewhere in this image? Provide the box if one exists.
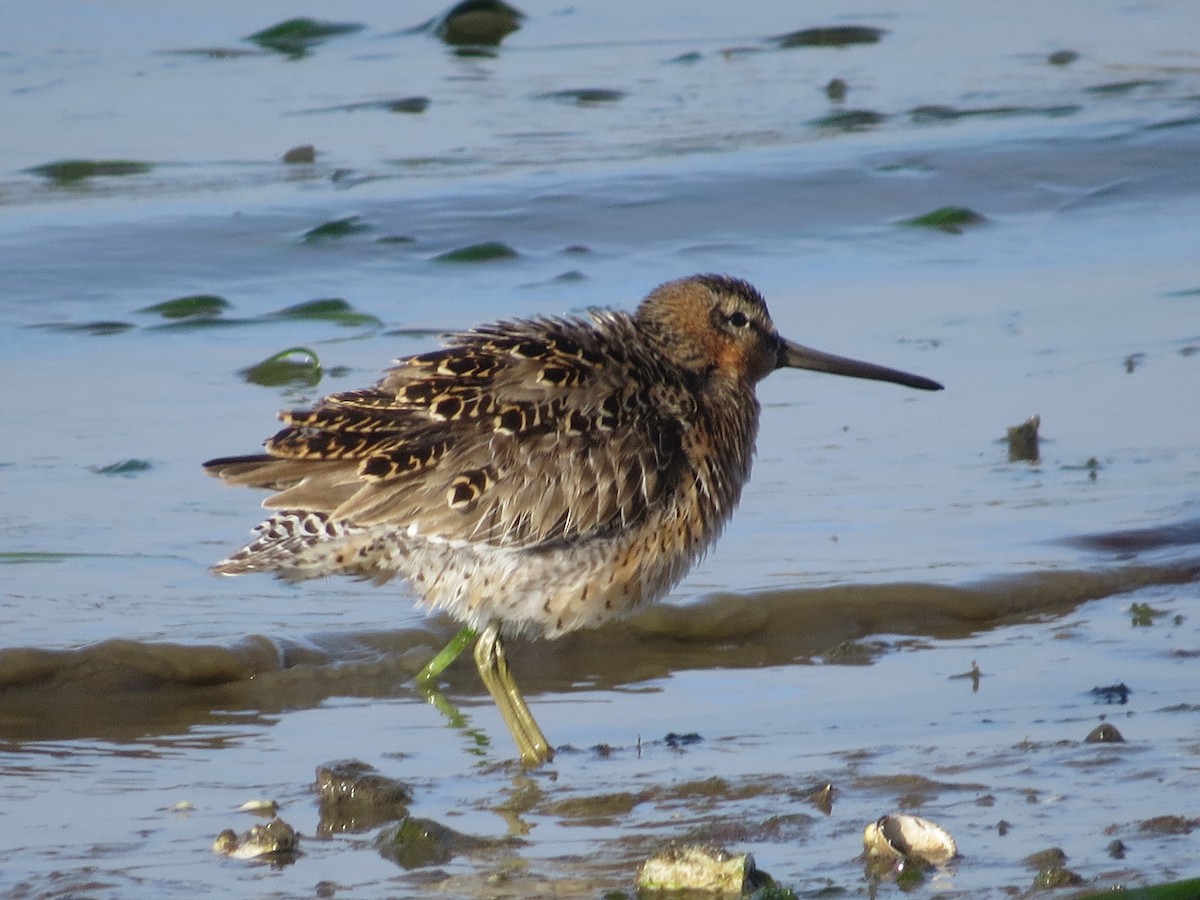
[1023,847,1068,870]
[1006,414,1040,462]
[433,0,523,47]
[1138,815,1197,835]
[824,78,848,102]
[375,816,490,869]
[213,817,300,863]
[316,759,413,835]
[637,844,766,894]
[1085,723,1125,743]
[283,145,316,164]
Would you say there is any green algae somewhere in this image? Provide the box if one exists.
[247,18,364,57]
[301,215,371,243]
[771,26,884,48]
[434,241,519,263]
[239,347,322,388]
[269,298,382,327]
[898,206,987,234]
[138,294,230,319]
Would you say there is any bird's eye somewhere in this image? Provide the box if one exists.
[726,311,750,329]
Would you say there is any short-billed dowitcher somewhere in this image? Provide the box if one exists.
[206,274,941,764]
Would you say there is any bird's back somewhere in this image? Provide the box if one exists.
[206,308,760,636]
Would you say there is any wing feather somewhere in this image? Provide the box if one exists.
[204,312,692,550]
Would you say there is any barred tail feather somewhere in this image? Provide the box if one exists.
[213,510,389,582]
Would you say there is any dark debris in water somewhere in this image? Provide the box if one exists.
[1047,49,1080,66]
[948,660,984,691]
[1089,683,1132,705]
[910,103,1080,122]
[536,88,627,105]
[820,639,888,665]
[1141,113,1200,133]
[1061,456,1102,479]
[1085,79,1172,96]
[770,26,885,48]
[1129,602,1170,627]
[160,47,266,60]
[29,320,136,336]
[387,97,431,114]
[90,459,154,477]
[810,109,886,131]
[303,97,431,115]
[28,159,153,183]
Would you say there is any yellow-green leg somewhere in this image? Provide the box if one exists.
[414,623,553,766]
[473,623,553,766]
[415,625,478,684]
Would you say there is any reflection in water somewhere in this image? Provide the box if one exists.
[3,518,1196,742]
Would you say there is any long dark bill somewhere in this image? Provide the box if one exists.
[778,338,943,391]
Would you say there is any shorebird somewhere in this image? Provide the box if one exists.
[205,274,941,764]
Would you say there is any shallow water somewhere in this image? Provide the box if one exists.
[2,1,1200,896]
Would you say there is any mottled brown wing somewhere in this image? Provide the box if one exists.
[205,313,693,550]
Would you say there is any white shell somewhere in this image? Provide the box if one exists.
[863,814,957,864]
[236,799,279,814]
